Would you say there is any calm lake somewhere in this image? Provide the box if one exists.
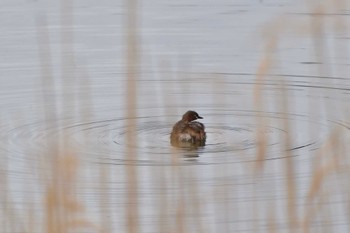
[1,0,350,232]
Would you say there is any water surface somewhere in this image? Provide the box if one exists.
[1,0,350,232]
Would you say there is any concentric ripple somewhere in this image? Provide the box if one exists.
[2,109,341,166]
[2,71,350,167]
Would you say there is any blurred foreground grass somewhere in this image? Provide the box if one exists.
[1,0,350,233]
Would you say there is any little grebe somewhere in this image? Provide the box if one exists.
[170,110,206,147]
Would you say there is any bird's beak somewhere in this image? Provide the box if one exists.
[197,115,203,119]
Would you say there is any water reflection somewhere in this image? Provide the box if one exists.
[171,140,205,150]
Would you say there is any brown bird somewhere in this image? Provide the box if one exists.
[170,110,206,147]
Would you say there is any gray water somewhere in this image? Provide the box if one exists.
[1,0,350,232]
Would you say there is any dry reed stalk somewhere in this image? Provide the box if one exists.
[257,12,298,233]
[35,13,57,124]
[302,128,348,233]
[331,0,348,120]
[0,137,15,233]
[124,0,139,232]
[36,3,96,231]
[186,167,205,233]
[172,151,189,233]
[35,10,60,233]
[44,152,95,233]
[172,164,186,233]
[280,79,298,232]
[210,72,232,233]
[267,203,277,233]
[98,162,112,233]
[253,34,279,172]
[155,165,169,233]
[309,4,335,121]
[169,67,188,233]
[175,192,186,233]
[331,1,350,229]
[253,14,280,233]
[157,61,173,233]
[0,120,7,232]
[304,2,349,232]
[60,0,76,123]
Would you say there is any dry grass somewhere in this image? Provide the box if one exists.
[1,0,350,233]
